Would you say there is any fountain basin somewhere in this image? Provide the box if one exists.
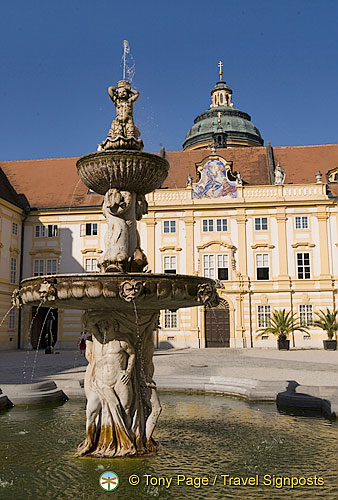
[15,273,219,311]
[76,150,169,195]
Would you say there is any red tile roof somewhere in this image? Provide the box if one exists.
[1,144,337,209]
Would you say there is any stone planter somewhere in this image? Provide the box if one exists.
[277,339,290,350]
[323,339,337,351]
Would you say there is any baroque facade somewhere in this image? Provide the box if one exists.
[1,71,338,350]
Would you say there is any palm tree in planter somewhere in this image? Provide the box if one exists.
[256,309,309,350]
[313,309,338,350]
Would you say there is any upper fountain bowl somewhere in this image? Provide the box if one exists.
[76,150,169,195]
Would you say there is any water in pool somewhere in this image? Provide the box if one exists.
[0,393,337,499]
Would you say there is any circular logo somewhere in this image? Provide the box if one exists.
[99,471,119,491]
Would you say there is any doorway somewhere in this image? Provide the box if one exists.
[205,299,230,347]
[30,307,58,349]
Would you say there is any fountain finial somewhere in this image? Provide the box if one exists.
[97,80,143,152]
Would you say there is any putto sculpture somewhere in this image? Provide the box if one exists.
[98,80,143,152]
[12,49,219,458]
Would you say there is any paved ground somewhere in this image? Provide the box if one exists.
[0,347,337,387]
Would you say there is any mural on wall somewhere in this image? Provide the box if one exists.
[192,158,238,199]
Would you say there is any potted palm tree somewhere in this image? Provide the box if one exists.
[256,309,309,350]
[313,309,338,350]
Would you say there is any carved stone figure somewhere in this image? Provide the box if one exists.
[77,309,161,457]
[197,282,219,306]
[98,80,143,151]
[274,163,285,185]
[39,278,57,303]
[98,188,148,272]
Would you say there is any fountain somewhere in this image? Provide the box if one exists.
[11,73,219,458]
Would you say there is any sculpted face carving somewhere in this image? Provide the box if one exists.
[39,278,57,303]
[197,283,219,306]
[119,280,144,302]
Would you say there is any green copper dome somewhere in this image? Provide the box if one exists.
[183,76,264,150]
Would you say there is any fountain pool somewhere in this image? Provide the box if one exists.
[0,393,337,499]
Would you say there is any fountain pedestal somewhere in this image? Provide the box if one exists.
[12,77,219,458]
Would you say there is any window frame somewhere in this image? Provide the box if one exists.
[299,304,313,327]
[296,252,311,279]
[8,309,15,330]
[216,218,228,232]
[163,255,177,274]
[85,257,98,272]
[295,216,309,230]
[255,253,270,280]
[254,217,268,231]
[163,220,176,234]
[257,305,271,329]
[12,222,18,235]
[164,309,178,329]
[10,258,17,284]
[80,223,98,237]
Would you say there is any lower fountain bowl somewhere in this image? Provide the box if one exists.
[15,273,219,311]
[76,150,169,195]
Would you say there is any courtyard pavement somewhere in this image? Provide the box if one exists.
[0,346,337,387]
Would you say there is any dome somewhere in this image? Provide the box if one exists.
[183,106,264,150]
[183,66,264,150]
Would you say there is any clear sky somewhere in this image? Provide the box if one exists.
[0,0,337,160]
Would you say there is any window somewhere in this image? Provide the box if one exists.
[80,223,98,236]
[12,222,18,235]
[297,253,311,279]
[33,259,57,276]
[217,254,229,280]
[203,255,215,279]
[34,259,45,276]
[35,225,58,238]
[10,258,17,284]
[299,305,313,327]
[163,256,177,274]
[254,217,268,231]
[164,310,177,329]
[46,259,57,275]
[163,220,176,233]
[216,218,228,232]
[258,305,271,328]
[48,225,58,237]
[202,219,214,232]
[9,309,15,330]
[295,216,309,229]
[256,253,269,280]
[85,258,98,272]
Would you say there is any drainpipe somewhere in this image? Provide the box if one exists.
[17,206,30,349]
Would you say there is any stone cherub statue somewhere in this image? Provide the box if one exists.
[98,80,143,151]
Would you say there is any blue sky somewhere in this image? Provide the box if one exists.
[0,0,337,160]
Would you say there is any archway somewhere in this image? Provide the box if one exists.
[205,299,230,347]
[30,307,58,349]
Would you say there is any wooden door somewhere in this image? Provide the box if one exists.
[205,301,230,347]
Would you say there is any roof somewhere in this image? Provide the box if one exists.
[0,144,337,209]
[0,157,103,210]
[0,167,26,209]
[273,144,338,186]
[164,147,270,188]
[183,107,263,150]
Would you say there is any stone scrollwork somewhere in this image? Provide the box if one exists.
[119,280,145,302]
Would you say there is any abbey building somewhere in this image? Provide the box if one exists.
[1,66,338,350]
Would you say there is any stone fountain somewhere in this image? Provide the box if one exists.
[12,78,219,458]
